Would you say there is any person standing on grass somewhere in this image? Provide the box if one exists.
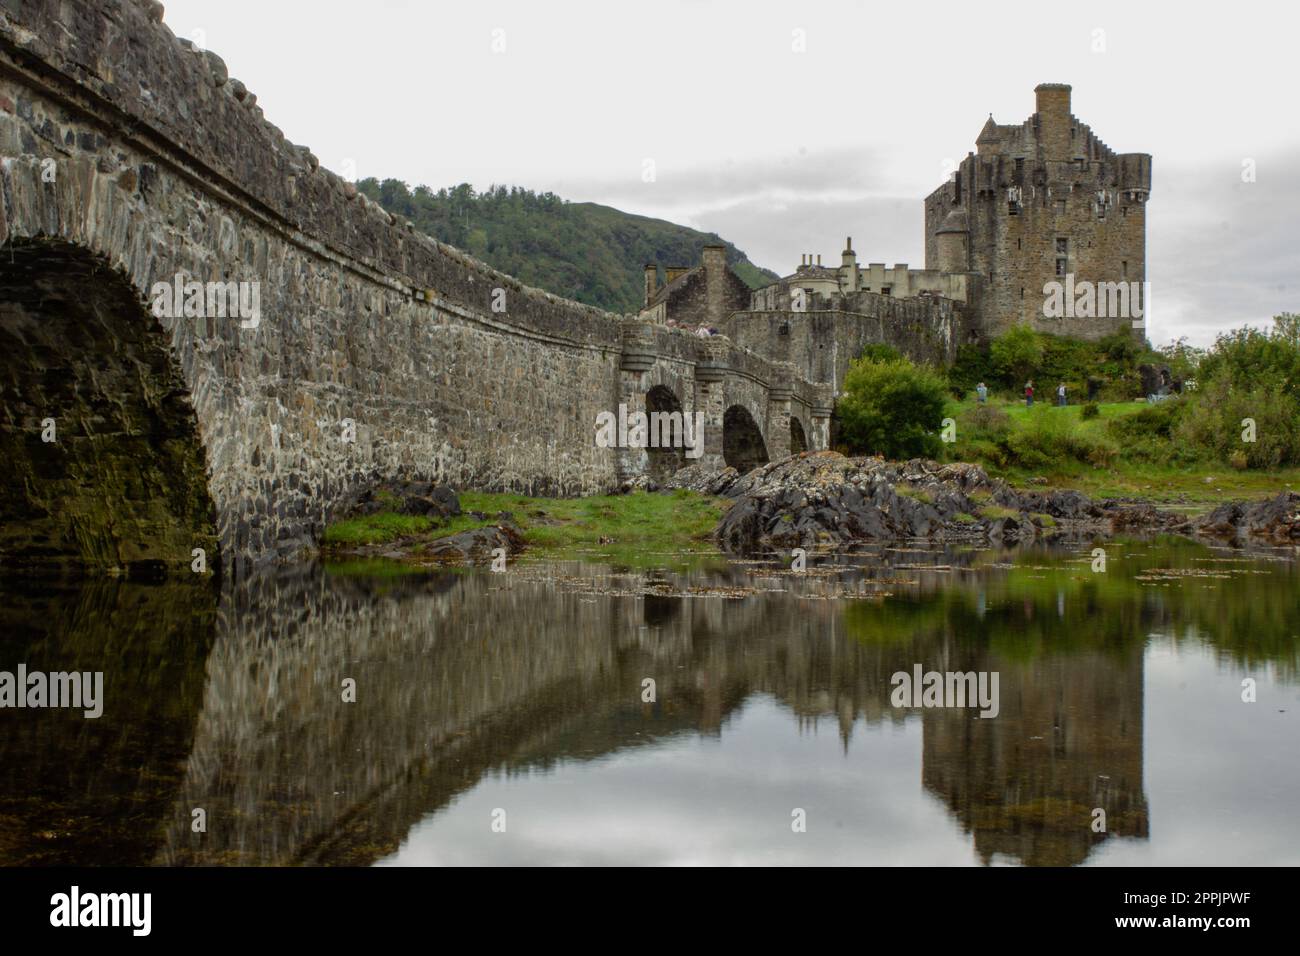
[976,382,988,404]
[1057,382,1067,407]
[1025,380,1034,407]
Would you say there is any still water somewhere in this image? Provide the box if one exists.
[2,537,1296,866]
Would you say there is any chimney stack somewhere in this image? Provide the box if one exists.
[1034,82,1073,160]
[643,264,657,307]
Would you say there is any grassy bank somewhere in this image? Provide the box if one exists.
[322,489,726,569]
[943,397,1300,507]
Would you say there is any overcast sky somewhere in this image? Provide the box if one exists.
[161,0,1298,346]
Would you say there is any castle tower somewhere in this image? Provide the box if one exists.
[923,83,1151,341]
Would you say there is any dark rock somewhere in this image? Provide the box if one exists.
[341,480,461,521]
[712,451,1225,554]
[423,523,525,565]
[1191,491,1300,543]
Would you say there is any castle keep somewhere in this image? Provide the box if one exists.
[924,83,1151,339]
[644,83,1151,387]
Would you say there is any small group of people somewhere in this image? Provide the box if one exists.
[664,318,718,337]
[975,380,1068,406]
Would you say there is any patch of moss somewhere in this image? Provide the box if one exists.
[979,504,1020,521]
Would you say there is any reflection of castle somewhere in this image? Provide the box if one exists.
[920,648,1149,866]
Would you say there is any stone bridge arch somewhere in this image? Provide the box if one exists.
[721,404,769,473]
[0,238,220,575]
[789,413,809,455]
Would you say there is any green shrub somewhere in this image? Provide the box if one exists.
[990,324,1044,386]
[837,355,948,460]
[961,403,1012,440]
[1177,375,1300,468]
[999,407,1117,471]
[1081,402,1100,420]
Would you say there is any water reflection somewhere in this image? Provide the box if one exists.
[1,537,1296,866]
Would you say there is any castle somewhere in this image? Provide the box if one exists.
[642,83,1151,386]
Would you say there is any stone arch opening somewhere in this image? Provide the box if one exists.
[790,416,808,455]
[722,404,769,474]
[0,239,219,576]
[645,385,686,483]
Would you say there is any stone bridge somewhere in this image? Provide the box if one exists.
[0,0,832,574]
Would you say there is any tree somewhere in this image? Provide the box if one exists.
[837,356,947,460]
[990,324,1044,386]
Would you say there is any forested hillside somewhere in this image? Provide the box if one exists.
[358,179,777,313]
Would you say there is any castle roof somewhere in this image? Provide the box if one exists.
[936,209,969,234]
[784,265,839,281]
[646,265,702,308]
[976,114,1000,144]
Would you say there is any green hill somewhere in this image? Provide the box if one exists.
[358,179,778,314]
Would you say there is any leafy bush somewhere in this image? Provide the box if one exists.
[947,342,992,397]
[999,407,1118,471]
[837,355,948,460]
[1176,315,1300,467]
[1103,398,1194,464]
[961,403,1012,440]
[1081,402,1100,420]
[990,324,1045,386]
[1177,375,1300,468]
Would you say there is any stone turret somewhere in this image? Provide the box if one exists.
[935,209,969,273]
[1034,82,1073,161]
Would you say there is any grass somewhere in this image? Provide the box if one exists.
[461,489,724,567]
[321,512,435,546]
[895,484,933,505]
[979,505,1020,521]
[321,488,727,570]
[945,397,1300,509]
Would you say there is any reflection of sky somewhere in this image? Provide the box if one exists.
[379,696,977,866]
[1086,640,1300,867]
[380,641,1298,867]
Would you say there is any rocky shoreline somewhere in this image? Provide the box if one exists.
[699,452,1300,554]
[324,458,1300,566]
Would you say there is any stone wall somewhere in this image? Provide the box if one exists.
[718,298,969,395]
[0,0,828,572]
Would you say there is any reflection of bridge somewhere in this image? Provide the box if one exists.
[0,551,1161,867]
[0,0,831,575]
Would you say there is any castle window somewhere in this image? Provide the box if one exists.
[1008,201,1019,216]
[1056,259,1068,277]
[1056,238,1068,254]
[1014,158,1025,183]
[1122,261,1128,279]
[881,286,892,296]
[1054,199,1067,215]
